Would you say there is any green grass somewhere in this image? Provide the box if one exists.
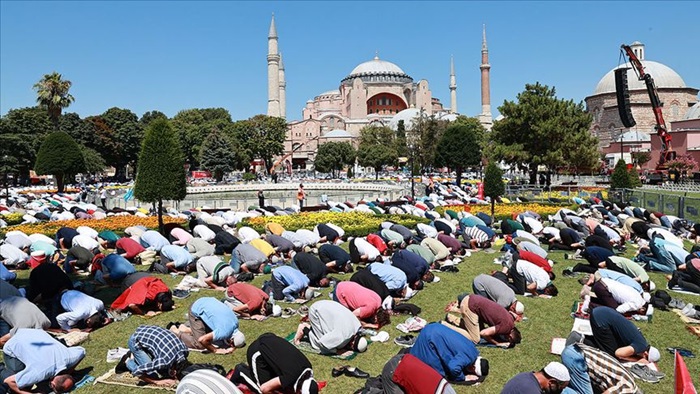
[6,247,699,394]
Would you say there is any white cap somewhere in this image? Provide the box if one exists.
[272,305,282,317]
[30,250,45,257]
[544,361,571,382]
[547,259,554,267]
[514,301,525,315]
[649,281,656,291]
[643,292,651,303]
[648,346,660,362]
[432,276,441,283]
[304,288,315,301]
[232,331,246,348]
[381,296,394,310]
[271,255,281,264]
[355,337,368,353]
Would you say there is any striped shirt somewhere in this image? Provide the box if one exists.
[579,344,640,393]
[130,325,188,377]
[463,226,488,243]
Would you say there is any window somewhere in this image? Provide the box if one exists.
[388,98,392,105]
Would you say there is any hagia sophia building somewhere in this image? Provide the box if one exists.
[265,15,493,171]
[265,14,699,172]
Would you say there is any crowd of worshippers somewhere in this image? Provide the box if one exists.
[0,191,691,394]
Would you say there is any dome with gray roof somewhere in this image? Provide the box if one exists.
[342,56,413,85]
[593,60,687,95]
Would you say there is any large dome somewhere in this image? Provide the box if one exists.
[342,56,413,85]
[593,60,687,95]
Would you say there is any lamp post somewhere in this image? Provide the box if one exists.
[2,155,8,199]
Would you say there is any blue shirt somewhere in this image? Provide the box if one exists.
[103,253,136,280]
[582,246,614,264]
[598,269,643,293]
[139,230,170,252]
[390,250,426,284]
[160,245,194,269]
[0,264,16,282]
[3,329,85,388]
[30,241,57,257]
[273,265,310,299]
[369,262,407,291]
[190,297,238,342]
[591,306,649,354]
[409,323,480,382]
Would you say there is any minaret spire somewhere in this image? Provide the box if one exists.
[479,24,492,130]
[449,56,457,114]
[267,14,281,117]
[279,52,286,119]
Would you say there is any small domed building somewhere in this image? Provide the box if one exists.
[586,41,698,150]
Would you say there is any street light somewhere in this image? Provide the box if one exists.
[2,155,8,199]
[408,144,415,201]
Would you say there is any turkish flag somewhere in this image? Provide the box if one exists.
[675,350,698,394]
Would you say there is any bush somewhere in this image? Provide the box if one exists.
[242,172,257,182]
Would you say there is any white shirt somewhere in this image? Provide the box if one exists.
[647,228,683,248]
[193,225,216,242]
[326,223,345,238]
[355,237,380,261]
[417,223,438,239]
[516,260,550,290]
[514,230,540,245]
[57,290,104,331]
[598,224,621,242]
[72,234,100,251]
[0,244,28,265]
[542,227,560,240]
[238,227,260,244]
[600,278,646,314]
[523,217,544,234]
[28,234,56,246]
[76,226,99,240]
[296,229,320,247]
[281,231,302,249]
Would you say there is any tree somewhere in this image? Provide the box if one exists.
[0,107,53,184]
[199,128,240,182]
[314,141,355,178]
[409,113,448,173]
[231,115,286,174]
[631,151,652,168]
[357,126,397,179]
[666,154,698,178]
[100,108,143,179]
[139,110,168,128]
[434,117,484,186]
[628,167,642,188]
[33,72,74,130]
[489,83,593,184]
[59,112,91,147]
[134,119,186,234]
[171,108,232,168]
[34,132,85,192]
[483,161,505,220]
[610,159,631,189]
[395,120,408,160]
[562,129,600,176]
[80,146,106,176]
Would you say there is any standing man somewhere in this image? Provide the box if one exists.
[99,186,107,209]
[297,183,306,210]
[257,190,265,208]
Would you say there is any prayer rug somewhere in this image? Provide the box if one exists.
[94,369,177,391]
[674,309,700,324]
[284,333,357,360]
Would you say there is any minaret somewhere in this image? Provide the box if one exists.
[479,24,493,130]
[278,52,286,119]
[267,14,281,117]
[449,56,457,114]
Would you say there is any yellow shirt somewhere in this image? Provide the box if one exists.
[265,222,285,236]
[250,238,275,257]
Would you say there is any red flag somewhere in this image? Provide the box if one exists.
[675,350,697,394]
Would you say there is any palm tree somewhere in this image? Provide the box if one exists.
[33,72,74,130]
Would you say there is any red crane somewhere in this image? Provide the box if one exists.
[620,44,675,168]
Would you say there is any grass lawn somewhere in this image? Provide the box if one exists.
[6,246,699,393]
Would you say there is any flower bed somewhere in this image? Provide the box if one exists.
[243,212,430,237]
[1,213,24,226]
[1,216,186,237]
[435,203,572,222]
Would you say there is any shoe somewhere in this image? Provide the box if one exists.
[344,367,370,379]
[281,308,296,319]
[669,298,687,310]
[331,366,346,378]
[115,351,131,374]
[394,335,416,348]
[565,331,584,347]
[667,347,695,358]
[297,306,309,317]
[562,269,575,278]
[629,364,660,383]
[564,254,570,260]
[166,322,179,330]
[106,347,129,363]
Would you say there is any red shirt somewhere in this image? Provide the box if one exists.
[116,238,146,259]
[227,283,269,312]
[367,233,387,254]
[335,281,381,320]
[392,354,450,394]
[467,294,514,336]
[111,277,169,310]
[519,250,552,273]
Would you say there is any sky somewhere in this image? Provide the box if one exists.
[1,1,699,122]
